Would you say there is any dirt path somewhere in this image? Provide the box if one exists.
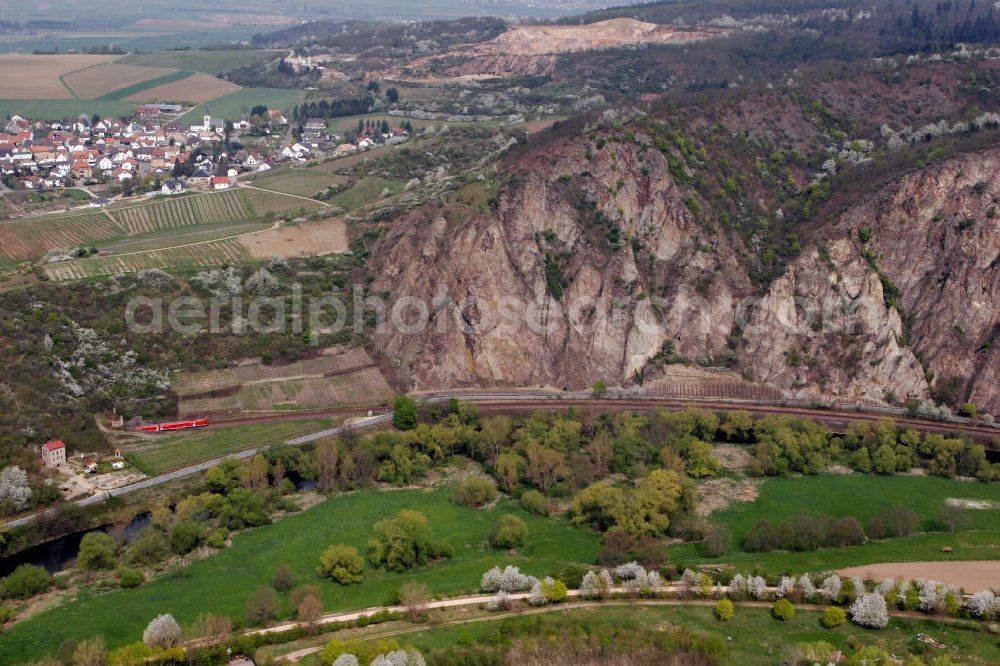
[837,561,1000,589]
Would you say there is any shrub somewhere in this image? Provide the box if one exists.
[452,477,498,508]
[540,577,568,603]
[0,564,52,599]
[744,519,779,552]
[126,528,169,565]
[78,532,117,570]
[392,395,418,430]
[489,514,529,549]
[168,520,203,555]
[821,606,846,628]
[700,525,731,557]
[368,510,452,571]
[117,567,145,589]
[205,528,228,549]
[715,598,734,621]
[246,586,279,626]
[318,544,364,584]
[273,564,295,592]
[519,489,549,516]
[773,599,795,621]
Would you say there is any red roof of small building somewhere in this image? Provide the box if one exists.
[210,175,229,184]
[43,440,65,451]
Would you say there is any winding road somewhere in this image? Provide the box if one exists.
[4,390,997,529]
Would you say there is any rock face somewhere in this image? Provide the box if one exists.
[370,132,750,390]
[369,130,999,415]
[828,150,1000,413]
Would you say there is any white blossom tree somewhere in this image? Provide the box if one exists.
[142,614,181,648]
[333,655,360,666]
[798,574,816,600]
[819,575,841,601]
[0,466,32,513]
[968,591,997,619]
[746,575,767,600]
[528,580,547,606]
[579,571,601,599]
[850,593,889,629]
[877,578,896,598]
[918,580,943,613]
[486,590,512,611]
[481,565,536,593]
[728,573,746,598]
[613,562,646,582]
[775,576,795,599]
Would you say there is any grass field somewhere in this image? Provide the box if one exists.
[117,50,276,75]
[120,419,334,474]
[189,88,302,120]
[667,475,1000,572]
[330,177,406,212]
[251,168,348,199]
[346,605,1000,666]
[0,489,601,660]
[0,99,137,120]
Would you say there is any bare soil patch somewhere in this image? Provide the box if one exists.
[238,217,347,259]
[125,72,239,104]
[712,444,751,471]
[696,478,760,517]
[837,561,1000,590]
[0,54,118,99]
[946,498,1000,510]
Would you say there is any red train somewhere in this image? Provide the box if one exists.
[134,418,208,433]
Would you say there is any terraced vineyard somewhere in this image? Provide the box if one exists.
[109,191,252,235]
[0,211,120,260]
[44,237,252,280]
[4,188,327,279]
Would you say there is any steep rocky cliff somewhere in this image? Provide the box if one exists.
[369,91,1000,415]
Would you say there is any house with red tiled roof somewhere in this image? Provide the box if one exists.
[41,440,66,467]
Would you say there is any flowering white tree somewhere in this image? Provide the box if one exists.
[486,590,512,611]
[481,565,536,593]
[850,593,889,629]
[528,580,547,606]
[878,578,896,599]
[968,591,998,619]
[775,576,795,599]
[798,575,816,600]
[333,655,360,666]
[579,571,601,599]
[142,614,182,648]
[372,650,424,666]
[849,576,866,600]
[746,575,767,600]
[819,575,841,601]
[613,561,646,582]
[728,573,746,598]
[0,466,32,512]
[918,580,943,612]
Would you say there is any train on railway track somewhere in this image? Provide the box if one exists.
[134,418,208,433]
